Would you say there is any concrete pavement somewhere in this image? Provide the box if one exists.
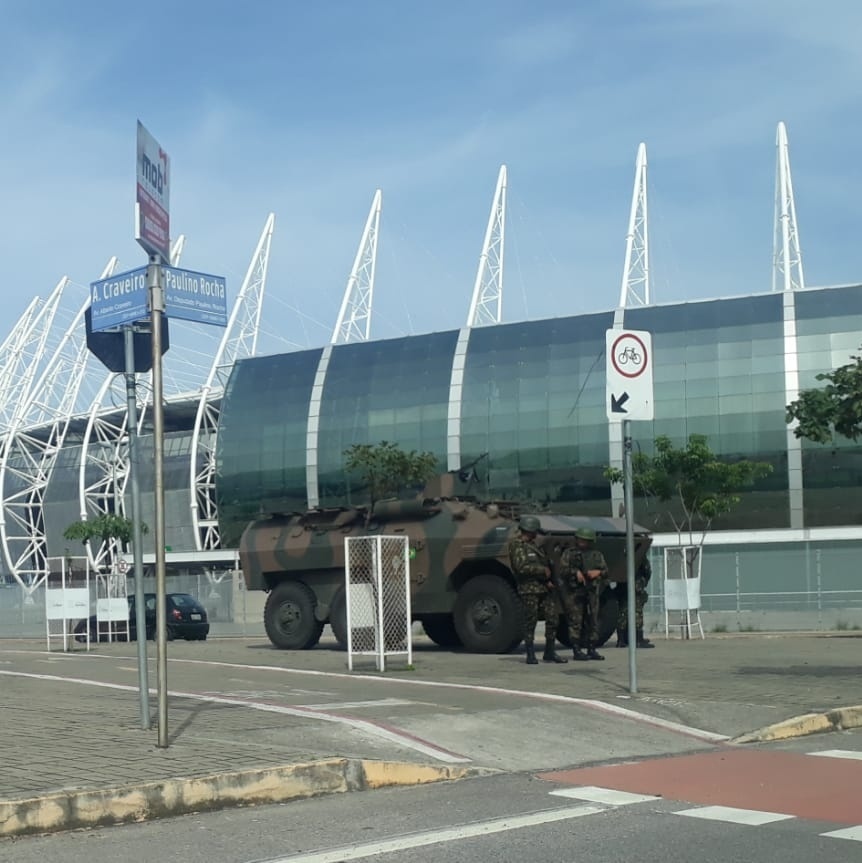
[0,631,859,838]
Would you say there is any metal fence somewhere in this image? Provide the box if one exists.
[0,568,260,640]
[647,537,862,634]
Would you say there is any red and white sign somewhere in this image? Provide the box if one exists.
[606,329,654,421]
[135,120,171,260]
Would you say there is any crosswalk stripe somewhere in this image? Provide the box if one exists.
[550,786,660,806]
[808,750,862,761]
[821,825,862,842]
[675,805,795,826]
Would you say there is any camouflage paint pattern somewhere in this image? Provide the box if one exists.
[238,471,652,650]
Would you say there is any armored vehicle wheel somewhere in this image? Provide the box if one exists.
[453,575,523,654]
[595,592,619,648]
[265,581,325,649]
[328,587,349,648]
[555,616,572,648]
[421,615,462,648]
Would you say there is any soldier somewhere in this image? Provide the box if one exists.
[507,515,567,665]
[560,527,607,661]
[615,557,654,648]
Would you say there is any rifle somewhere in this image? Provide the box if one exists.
[541,536,572,596]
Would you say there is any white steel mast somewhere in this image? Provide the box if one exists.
[618,143,650,308]
[466,165,507,327]
[773,121,805,292]
[331,190,382,344]
[189,214,274,550]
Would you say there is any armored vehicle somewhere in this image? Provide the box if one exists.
[239,471,653,654]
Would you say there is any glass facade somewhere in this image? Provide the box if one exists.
[216,349,322,545]
[624,294,789,531]
[460,313,614,513]
[211,284,862,543]
[316,331,458,507]
[795,285,862,527]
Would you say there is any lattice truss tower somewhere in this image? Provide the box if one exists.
[466,165,507,327]
[618,142,650,309]
[331,190,382,345]
[773,121,805,292]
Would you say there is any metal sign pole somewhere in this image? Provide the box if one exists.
[624,419,638,694]
[123,324,150,729]
[147,256,169,747]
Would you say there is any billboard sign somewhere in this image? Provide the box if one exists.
[135,120,170,260]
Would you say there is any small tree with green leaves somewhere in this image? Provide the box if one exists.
[344,441,438,515]
[63,514,148,569]
[605,434,773,575]
[786,346,862,444]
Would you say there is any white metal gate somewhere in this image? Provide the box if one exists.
[344,535,411,671]
[45,556,91,651]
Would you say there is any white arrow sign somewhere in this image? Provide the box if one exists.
[606,329,654,421]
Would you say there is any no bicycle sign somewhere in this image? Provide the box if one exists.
[606,329,654,421]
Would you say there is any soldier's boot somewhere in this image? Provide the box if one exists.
[636,629,655,649]
[525,642,539,665]
[586,644,605,661]
[543,640,568,663]
[615,629,628,648]
[571,646,589,661]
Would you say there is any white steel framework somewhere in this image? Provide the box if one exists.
[189,214,274,550]
[0,290,94,587]
[0,279,69,433]
[76,238,185,571]
[0,296,43,424]
[618,143,650,308]
[466,165,507,327]
[331,190,382,344]
[773,121,805,292]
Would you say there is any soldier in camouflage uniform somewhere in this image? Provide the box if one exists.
[615,557,654,648]
[507,515,567,665]
[559,527,607,661]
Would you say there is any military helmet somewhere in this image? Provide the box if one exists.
[575,527,597,542]
[519,515,541,533]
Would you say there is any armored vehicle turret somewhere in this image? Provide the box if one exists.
[239,471,652,653]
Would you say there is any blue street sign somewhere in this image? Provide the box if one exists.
[90,266,149,332]
[162,265,228,327]
[90,265,228,332]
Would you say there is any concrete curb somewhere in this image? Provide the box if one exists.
[0,759,490,838]
[731,705,862,744]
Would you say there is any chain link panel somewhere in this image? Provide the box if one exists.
[344,535,411,671]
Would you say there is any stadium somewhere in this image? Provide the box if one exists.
[1,124,860,638]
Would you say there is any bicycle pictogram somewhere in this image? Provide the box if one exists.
[617,346,642,366]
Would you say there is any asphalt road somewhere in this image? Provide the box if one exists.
[1,632,860,846]
[4,731,861,863]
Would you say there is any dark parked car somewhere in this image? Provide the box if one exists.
[74,592,209,642]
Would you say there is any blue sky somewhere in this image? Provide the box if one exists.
[1,0,861,361]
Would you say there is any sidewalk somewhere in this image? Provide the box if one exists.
[1,631,860,838]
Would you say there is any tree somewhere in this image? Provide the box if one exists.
[785,347,862,444]
[344,441,438,513]
[63,514,149,567]
[605,434,773,573]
